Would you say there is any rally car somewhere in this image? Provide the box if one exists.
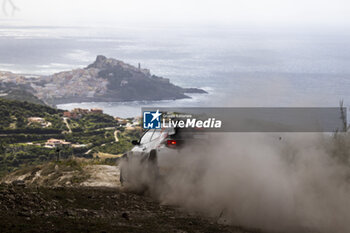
[120,126,208,185]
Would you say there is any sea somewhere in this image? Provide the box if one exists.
[0,25,350,117]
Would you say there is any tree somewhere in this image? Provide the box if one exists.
[2,0,19,16]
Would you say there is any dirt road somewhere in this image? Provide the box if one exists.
[0,182,260,233]
[62,117,72,133]
[82,165,121,187]
[0,163,266,233]
[114,130,119,142]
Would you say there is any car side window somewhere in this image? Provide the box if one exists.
[140,129,154,144]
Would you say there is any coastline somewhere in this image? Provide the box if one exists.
[57,92,212,118]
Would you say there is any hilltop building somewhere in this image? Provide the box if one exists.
[45,138,71,148]
[63,108,103,119]
[90,108,103,114]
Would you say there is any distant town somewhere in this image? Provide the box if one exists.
[0,56,206,106]
[63,108,104,119]
[23,107,141,150]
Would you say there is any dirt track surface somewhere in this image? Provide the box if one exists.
[0,183,260,233]
[1,164,122,188]
[81,165,121,188]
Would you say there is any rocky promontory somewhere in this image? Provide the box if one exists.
[0,56,207,105]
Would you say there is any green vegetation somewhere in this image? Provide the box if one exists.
[0,89,46,106]
[69,113,118,131]
[0,98,63,130]
[0,144,72,177]
[0,98,142,177]
[92,130,140,155]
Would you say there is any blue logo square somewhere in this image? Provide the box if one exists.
[143,110,162,129]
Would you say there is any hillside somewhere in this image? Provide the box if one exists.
[40,55,207,105]
[0,72,46,105]
[1,159,119,187]
[0,56,207,105]
[0,98,63,130]
[0,89,46,105]
[0,98,140,177]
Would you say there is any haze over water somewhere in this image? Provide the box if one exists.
[0,25,349,117]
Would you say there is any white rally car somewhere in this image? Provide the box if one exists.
[120,126,208,185]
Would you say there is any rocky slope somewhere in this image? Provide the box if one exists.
[0,74,46,105]
[1,161,121,188]
[0,183,256,233]
[0,161,261,233]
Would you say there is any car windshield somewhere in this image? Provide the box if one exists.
[140,129,154,144]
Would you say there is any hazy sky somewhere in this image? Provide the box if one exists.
[1,0,350,27]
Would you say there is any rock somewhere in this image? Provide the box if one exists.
[64,210,76,216]
[121,212,129,220]
[28,201,35,206]
[12,180,25,187]
[18,211,31,217]
[8,187,15,193]
[67,198,75,203]
[8,194,15,201]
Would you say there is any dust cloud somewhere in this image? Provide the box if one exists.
[145,133,350,233]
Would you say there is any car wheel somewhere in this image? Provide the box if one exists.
[148,149,157,164]
[147,150,159,182]
[120,165,125,185]
[120,154,128,185]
